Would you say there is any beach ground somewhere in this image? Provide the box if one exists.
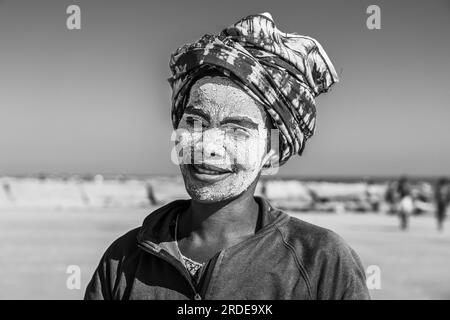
[1,207,449,300]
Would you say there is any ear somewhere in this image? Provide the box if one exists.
[261,149,280,176]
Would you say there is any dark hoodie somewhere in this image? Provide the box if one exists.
[84,196,370,300]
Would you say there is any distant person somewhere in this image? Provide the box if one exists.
[397,176,414,230]
[145,182,157,206]
[384,181,398,214]
[85,13,369,300]
[2,180,13,201]
[435,178,449,231]
[365,179,380,212]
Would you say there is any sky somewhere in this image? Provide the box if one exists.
[0,0,449,177]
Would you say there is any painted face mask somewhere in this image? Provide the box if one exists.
[175,76,272,202]
[169,13,339,166]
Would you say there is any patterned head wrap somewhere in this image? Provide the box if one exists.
[168,12,338,165]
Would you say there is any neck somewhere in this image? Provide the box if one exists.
[181,190,260,241]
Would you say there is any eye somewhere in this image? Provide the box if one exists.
[224,126,251,139]
[185,117,208,130]
[186,117,195,126]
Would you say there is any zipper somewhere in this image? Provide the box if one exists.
[139,242,222,300]
[198,251,221,298]
[138,243,201,299]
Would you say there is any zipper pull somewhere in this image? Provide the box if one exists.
[194,293,202,300]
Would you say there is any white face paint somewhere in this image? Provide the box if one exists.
[176,76,270,202]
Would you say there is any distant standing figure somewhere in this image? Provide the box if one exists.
[384,181,398,214]
[435,178,449,231]
[145,182,157,206]
[397,176,413,230]
[2,181,13,201]
[365,180,380,212]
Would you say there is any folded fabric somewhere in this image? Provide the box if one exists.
[168,12,339,165]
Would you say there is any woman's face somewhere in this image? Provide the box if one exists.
[175,76,270,202]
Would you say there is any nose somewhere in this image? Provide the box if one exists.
[200,128,225,160]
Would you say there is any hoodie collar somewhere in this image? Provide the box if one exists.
[137,196,289,257]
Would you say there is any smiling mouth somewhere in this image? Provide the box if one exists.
[190,163,233,175]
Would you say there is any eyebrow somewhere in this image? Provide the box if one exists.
[184,106,260,130]
[184,105,210,122]
[220,116,259,130]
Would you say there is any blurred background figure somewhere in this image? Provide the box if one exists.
[365,179,380,213]
[145,182,157,206]
[2,179,13,201]
[397,176,414,231]
[435,177,450,232]
[384,181,399,214]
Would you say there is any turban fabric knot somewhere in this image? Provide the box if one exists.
[168,12,339,165]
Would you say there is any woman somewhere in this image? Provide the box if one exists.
[85,12,370,300]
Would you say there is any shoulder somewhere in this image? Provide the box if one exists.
[277,215,369,299]
[277,215,358,273]
[94,227,142,285]
[279,215,353,259]
[85,227,142,300]
[103,227,142,261]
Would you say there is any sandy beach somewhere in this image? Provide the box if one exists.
[1,206,449,300]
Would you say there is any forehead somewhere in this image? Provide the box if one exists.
[187,76,266,124]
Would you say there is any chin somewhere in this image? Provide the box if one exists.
[185,185,238,203]
[180,164,260,203]
[183,178,258,203]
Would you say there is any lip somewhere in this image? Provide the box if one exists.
[188,164,233,183]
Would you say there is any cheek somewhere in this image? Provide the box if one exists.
[174,128,202,164]
[225,135,266,170]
